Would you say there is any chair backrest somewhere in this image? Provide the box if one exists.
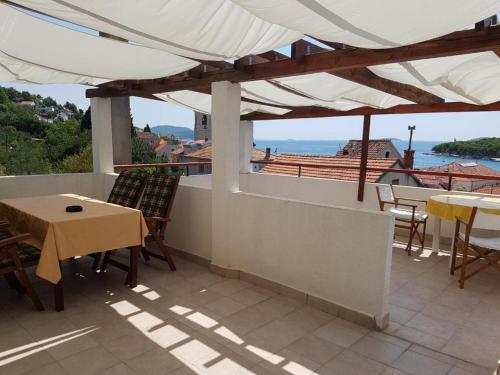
[107,170,147,208]
[376,184,396,210]
[139,173,180,222]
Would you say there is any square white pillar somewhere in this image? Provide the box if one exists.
[211,81,241,269]
[239,120,254,174]
[90,97,114,174]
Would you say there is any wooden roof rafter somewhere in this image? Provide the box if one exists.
[88,24,500,100]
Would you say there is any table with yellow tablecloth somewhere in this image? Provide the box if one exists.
[426,194,500,255]
[0,194,148,284]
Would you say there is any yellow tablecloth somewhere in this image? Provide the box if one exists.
[0,194,148,284]
[427,194,500,221]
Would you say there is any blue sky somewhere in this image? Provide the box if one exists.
[3,8,499,142]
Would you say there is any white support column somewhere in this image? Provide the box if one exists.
[239,120,254,174]
[90,97,114,174]
[211,81,241,270]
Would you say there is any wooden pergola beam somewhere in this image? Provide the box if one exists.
[241,101,500,120]
[87,26,500,98]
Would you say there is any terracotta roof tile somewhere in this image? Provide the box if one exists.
[473,184,500,195]
[185,145,266,160]
[420,162,500,189]
[336,139,401,158]
[259,154,399,182]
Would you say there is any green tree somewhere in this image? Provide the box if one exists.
[42,96,57,108]
[62,145,93,173]
[132,137,168,164]
[44,119,91,167]
[63,101,78,113]
[80,107,91,132]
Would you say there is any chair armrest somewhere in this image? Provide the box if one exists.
[145,217,171,222]
[0,233,31,248]
[397,197,427,205]
[455,217,470,226]
[381,201,418,210]
[0,221,9,229]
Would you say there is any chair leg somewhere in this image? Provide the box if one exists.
[15,268,44,311]
[421,220,427,250]
[91,253,102,270]
[450,237,459,276]
[141,247,150,262]
[406,224,416,256]
[4,272,25,293]
[100,251,111,272]
[459,242,470,289]
[157,241,176,271]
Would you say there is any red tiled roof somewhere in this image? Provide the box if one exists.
[420,162,500,189]
[170,145,184,155]
[185,145,266,160]
[336,139,400,158]
[259,154,400,182]
[472,184,500,195]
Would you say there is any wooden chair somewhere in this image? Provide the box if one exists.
[100,173,180,274]
[0,223,44,311]
[376,184,428,255]
[138,173,180,271]
[90,170,147,269]
[451,207,500,288]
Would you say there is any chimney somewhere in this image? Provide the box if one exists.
[265,147,271,160]
[403,149,415,169]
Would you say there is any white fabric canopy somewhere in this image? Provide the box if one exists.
[273,73,412,109]
[370,52,500,105]
[10,0,302,60]
[155,91,290,116]
[233,0,500,48]
[0,3,198,84]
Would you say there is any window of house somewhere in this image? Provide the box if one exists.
[199,164,205,173]
[385,151,390,158]
[391,179,400,185]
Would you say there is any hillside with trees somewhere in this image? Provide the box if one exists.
[0,86,167,176]
[432,138,500,158]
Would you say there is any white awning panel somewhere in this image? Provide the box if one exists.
[0,3,198,84]
[233,0,500,48]
[273,73,412,109]
[10,0,302,60]
[370,52,500,105]
[155,91,290,116]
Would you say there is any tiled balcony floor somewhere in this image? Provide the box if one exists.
[0,250,496,375]
[389,241,500,371]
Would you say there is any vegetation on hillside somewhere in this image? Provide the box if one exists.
[432,138,500,158]
[0,86,167,176]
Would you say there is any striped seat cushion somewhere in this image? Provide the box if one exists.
[0,231,41,268]
[108,170,147,208]
[139,174,178,218]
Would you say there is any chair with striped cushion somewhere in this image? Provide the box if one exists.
[107,170,147,208]
[0,222,44,311]
[138,173,180,270]
[100,173,180,274]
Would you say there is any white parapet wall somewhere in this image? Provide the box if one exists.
[226,191,394,327]
[0,173,106,200]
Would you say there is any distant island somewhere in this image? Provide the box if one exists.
[432,137,500,159]
[151,125,193,140]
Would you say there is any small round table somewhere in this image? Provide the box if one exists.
[427,194,500,258]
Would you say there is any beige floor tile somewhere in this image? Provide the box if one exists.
[229,287,276,307]
[367,332,411,349]
[219,307,276,337]
[204,297,247,318]
[409,344,457,366]
[381,368,409,375]
[125,347,185,374]
[279,306,334,333]
[318,350,386,375]
[391,326,448,351]
[208,279,252,296]
[392,350,452,375]
[58,346,120,375]
[100,363,136,375]
[0,350,55,375]
[389,304,418,325]
[101,332,157,360]
[252,296,304,320]
[404,313,459,341]
[442,330,500,368]
[349,335,407,365]
[313,318,369,348]
[22,362,68,375]
[245,318,309,353]
[284,334,343,365]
